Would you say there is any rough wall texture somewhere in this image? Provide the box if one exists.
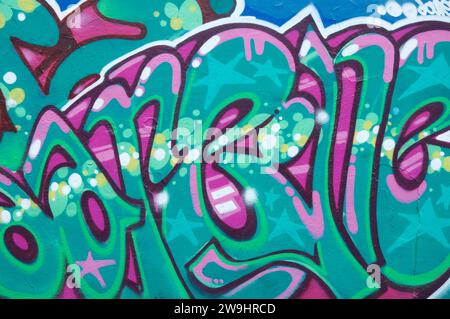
[0,0,448,299]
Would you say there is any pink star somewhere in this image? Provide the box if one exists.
[76,252,116,288]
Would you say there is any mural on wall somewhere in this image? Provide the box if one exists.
[0,0,448,299]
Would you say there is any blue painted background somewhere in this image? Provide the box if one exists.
[54,0,425,26]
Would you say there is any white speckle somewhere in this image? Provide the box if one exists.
[155,191,169,208]
[431,158,442,171]
[68,173,82,189]
[293,134,301,141]
[316,110,330,125]
[271,123,281,133]
[29,140,42,159]
[132,152,140,159]
[3,72,16,85]
[386,1,402,17]
[261,135,277,150]
[7,99,17,108]
[17,13,26,21]
[288,145,299,158]
[135,87,144,97]
[93,98,105,111]
[299,39,312,57]
[89,179,97,187]
[192,58,202,68]
[0,210,11,224]
[61,185,71,196]
[356,131,370,144]
[154,149,165,161]
[199,35,221,55]
[120,153,131,167]
[50,182,59,191]
[373,125,380,134]
[402,3,418,18]
[400,38,418,60]
[383,138,395,151]
[140,67,152,81]
[342,44,360,57]
[243,188,258,205]
[21,199,31,210]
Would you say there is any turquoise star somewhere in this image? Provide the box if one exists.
[264,188,280,211]
[194,53,255,109]
[437,185,450,210]
[400,54,450,99]
[388,199,450,253]
[269,209,305,245]
[166,210,203,245]
[252,60,288,87]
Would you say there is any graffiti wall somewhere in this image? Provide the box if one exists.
[0,0,448,299]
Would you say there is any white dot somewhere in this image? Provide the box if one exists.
[383,138,395,151]
[132,152,140,159]
[356,131,370,144]
[316,110,330,125]
[155,191,169,208]
[62,185,71,196]
[17,13,26,21]
[21,199,31,210]
[7,99,17,108]
[50,182,59,191]
[192,58,202,68]
[431,158,442,171]
[68,173,82,189]
[3,72,16,85]
[386,1,402,17]
[288,146,299,158]
[0,210,11,224]
[154,149,165,161]
[89,179,97,187]
[373,125,380,134]
[271,123,281,133]
[402,3,418,18]
[293,134,301,141]
[120,153,131,166]
[135,87,144,97]
[243,188,258,205]
[261,135,277,150]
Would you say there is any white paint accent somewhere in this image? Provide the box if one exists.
[199,35,221,55]
[215,200,238,215]
[29,140,42,159]
[342,44,360,57]
[299,39,311,57]
[400,38,418,60]
[436,130,450,143]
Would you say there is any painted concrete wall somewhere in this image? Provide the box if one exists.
[0,0,448,299]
